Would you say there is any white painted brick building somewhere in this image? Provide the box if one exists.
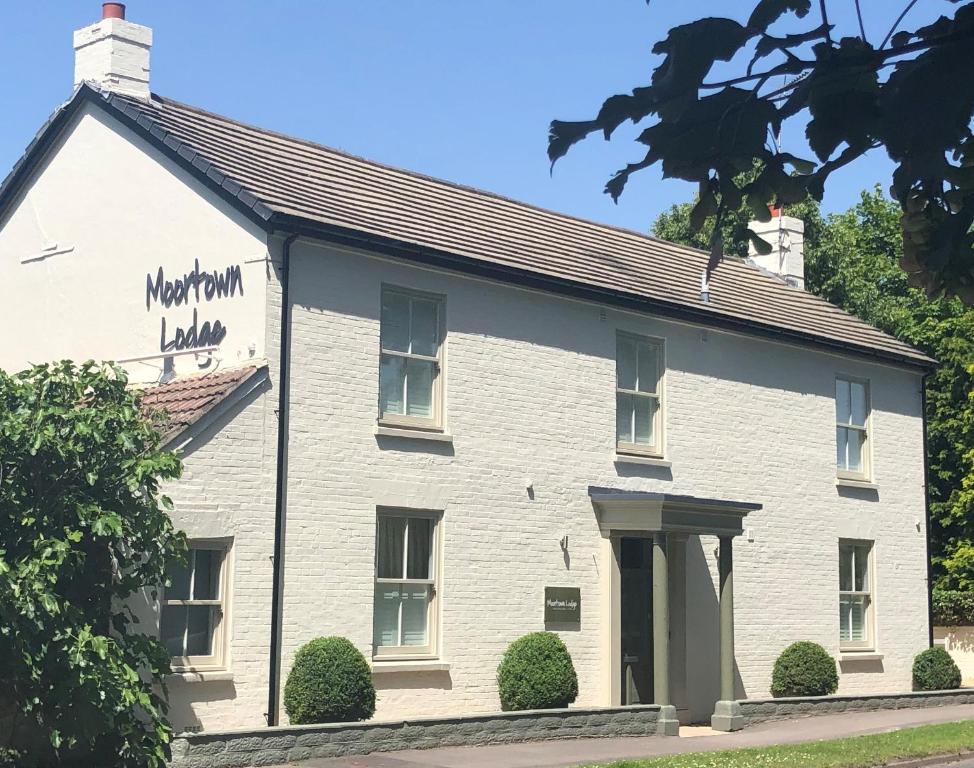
[0,6,934,736]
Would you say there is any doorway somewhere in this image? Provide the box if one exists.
[619,537,653,705]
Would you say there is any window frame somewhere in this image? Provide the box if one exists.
[615,331,665,458]
[838,539,875,652]
[372,509,442,661]
[835,375,871,481]
[161,540,231,672]
[377,285,446,432]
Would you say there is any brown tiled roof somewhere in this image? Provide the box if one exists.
[0,85,934,368]
[138,364,265,442]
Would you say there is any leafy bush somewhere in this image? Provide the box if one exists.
[497,632,579,711]
[932,590,974,627]
[771,641,839,698]
[0,362,185,767]
[283,637,376,724]
[913,647,962,691]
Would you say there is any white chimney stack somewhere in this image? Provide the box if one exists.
[747,208,805,289]
[73,3,152,100]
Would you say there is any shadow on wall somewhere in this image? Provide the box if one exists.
[685,535,747,723]
[167,681,238,733]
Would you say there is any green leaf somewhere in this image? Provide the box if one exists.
[747,0,811,31]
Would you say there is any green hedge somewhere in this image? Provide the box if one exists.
[913,647,962,691]
[497,632,579,711]
[771,641,839,698]
[932,590,974,626]
[283,637,376,724]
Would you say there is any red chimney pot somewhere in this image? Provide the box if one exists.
[102,2,126,20]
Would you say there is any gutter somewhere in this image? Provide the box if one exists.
[267,213,936,374]
[267,233,298,726]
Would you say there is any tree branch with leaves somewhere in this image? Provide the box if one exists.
[550,0,974,302]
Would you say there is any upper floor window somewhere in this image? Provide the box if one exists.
[839,540,874,650]
[836,377,870,479]
[379,287,444,430]
[161,543,229,670]
[616,333,664,456]
[373,511,440,659]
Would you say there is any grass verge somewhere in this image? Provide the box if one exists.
[584,720,974,768]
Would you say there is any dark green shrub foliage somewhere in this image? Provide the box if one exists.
[771,642,839,698]
[497,632,579,711]
[913,647,962,691]
[283,637,376,724]
[932,590,974,626]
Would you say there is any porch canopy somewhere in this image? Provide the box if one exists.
[588,487,762,733]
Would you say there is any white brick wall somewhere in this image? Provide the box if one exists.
[272,239,928,724]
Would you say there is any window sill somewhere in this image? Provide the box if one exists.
[614,453,671,468]
[836,477,879,490]
[839,651,884,662]
[166,669,234,683]
[374,426,453,443]
[371,660,450,675]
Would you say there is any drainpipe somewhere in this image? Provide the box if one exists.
[267,233,298,726]
[920,371,935,648]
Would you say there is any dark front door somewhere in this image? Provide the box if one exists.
[620,537,653,704]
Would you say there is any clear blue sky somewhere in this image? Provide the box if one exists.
[0,1,952,233]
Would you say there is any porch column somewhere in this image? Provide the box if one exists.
[652,532,679,736]
[711,535,744,731]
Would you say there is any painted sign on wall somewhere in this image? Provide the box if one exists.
[544,587,581,624]
[145,259,243,352]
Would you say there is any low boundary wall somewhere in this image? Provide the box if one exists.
[739,689,974,727]
[170,704,662,768]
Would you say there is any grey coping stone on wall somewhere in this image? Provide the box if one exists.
[738,688,974,726]
[169,705,661,767]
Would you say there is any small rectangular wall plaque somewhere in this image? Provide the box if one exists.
[544,586,581,624]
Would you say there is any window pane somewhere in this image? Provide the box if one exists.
[854,546,870,591]
[405,359,434,418]
[406,518,432,579]
[166,557,191,601]
[633,396,657,446]
[185,606,213,656]
[410,299,438,357]
[377,517,406,579]
[616,336,637,390]
[839,547,853,591]
[636,342,659,394]
[836,379,851,424]
[401,586,430,646]
[851,382,867,427]
[379,354,406,416]
[160,605,186,657]
[846,429,863,473]
[373,585,401,647]
[837,426,849,470]
[616,392,634,443]
[840,595,867,642]
[381,292,410,352]
[192,550,220,601]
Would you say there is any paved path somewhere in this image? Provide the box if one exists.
[280,704,974,768]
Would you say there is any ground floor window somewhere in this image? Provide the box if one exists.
[161,543,229,669]
[839,540,874,650]
[373,511,439,658]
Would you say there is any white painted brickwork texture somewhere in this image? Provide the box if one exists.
[161,381,278,732]
[273,240,928,725]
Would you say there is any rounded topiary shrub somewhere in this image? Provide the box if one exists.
[913,647,961,691]
[283,637,376,724]
[771,641,839,698]
[497,631,579,711]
